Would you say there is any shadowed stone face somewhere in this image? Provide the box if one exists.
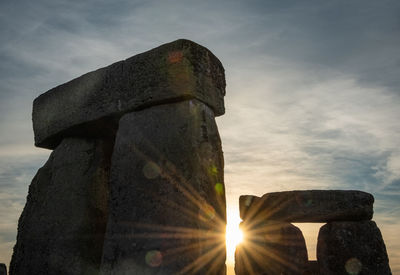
[33,39,225,149]
[100,100,226,275]
[10,138,112,275]
[303,261,319,275]
[235,222,308,275]
[239,190,374,223]
[317,221,391,275]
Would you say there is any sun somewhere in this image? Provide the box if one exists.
[225,209,244,261]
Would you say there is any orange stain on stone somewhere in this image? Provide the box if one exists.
[168,51,184,63]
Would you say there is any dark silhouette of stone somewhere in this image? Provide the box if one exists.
[0,263,6,275]
[240,190,374,222]
[33,39,226,149]
[317,221,391,275]
[100,99,226,274]
[303,261,319,275]
[235,221,308,275]
[10,138,112,275]
[14,39,228,274]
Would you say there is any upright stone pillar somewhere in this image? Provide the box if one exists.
[235,221,308,275]
[317,221,391,275]
[100,99,226,274]
[10,138,112,275]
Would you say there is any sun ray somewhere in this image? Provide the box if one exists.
[239,223,302,273]
[108,139,227,273]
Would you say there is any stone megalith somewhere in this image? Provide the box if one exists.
[100,99,226,274]
[235,221,308,275]
[239,190,374,222]
[12,39,227,275]
[10,138,112,275]
[32,39,225,149]
[317,221,391,275]
[237,190,391,274]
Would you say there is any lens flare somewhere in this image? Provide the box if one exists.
[143,161,161,179]
[214,183,224,195]
[145,250,163,267]
[209,165,218,176]
[345,257,362,275]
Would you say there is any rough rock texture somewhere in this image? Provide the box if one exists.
[100,99,226,275]
[235,222,308,275]
[33,39,226,149]
[317,221,391,275]
[240,190,374,222]
[0,263,6,275]
[10,138,112,275]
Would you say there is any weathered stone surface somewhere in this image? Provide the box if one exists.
[317,221,391,275]
[33,39,226,149]
[235,221,308,275]
[240,190,374,222]
[0,263,6,275]
[100,99,226,274]
[10,138,112,275]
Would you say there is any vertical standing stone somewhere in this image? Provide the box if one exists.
[10,138,112,275]
[0,263,6,275]
[317,221,391,275]
[235,221,308,275]
[101,99,226,274]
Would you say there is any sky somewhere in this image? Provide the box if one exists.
[1,0,399,273]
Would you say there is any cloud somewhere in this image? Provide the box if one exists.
[242,0,400,92]
[221,58,400,222]
[221,60,400,270]
[1,0,399,272]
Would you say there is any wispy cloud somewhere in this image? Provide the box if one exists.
[221,58,400,271]
[1,0,399,272]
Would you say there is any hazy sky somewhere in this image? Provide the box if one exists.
[1,0,399,273]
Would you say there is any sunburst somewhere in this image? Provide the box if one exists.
[225,209,243,261]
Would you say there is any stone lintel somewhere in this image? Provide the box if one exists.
[239,190,374,223]
[33,39,225,149]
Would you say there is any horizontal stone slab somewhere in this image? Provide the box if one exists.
[239,190,374,222]
[33,39,225,149]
